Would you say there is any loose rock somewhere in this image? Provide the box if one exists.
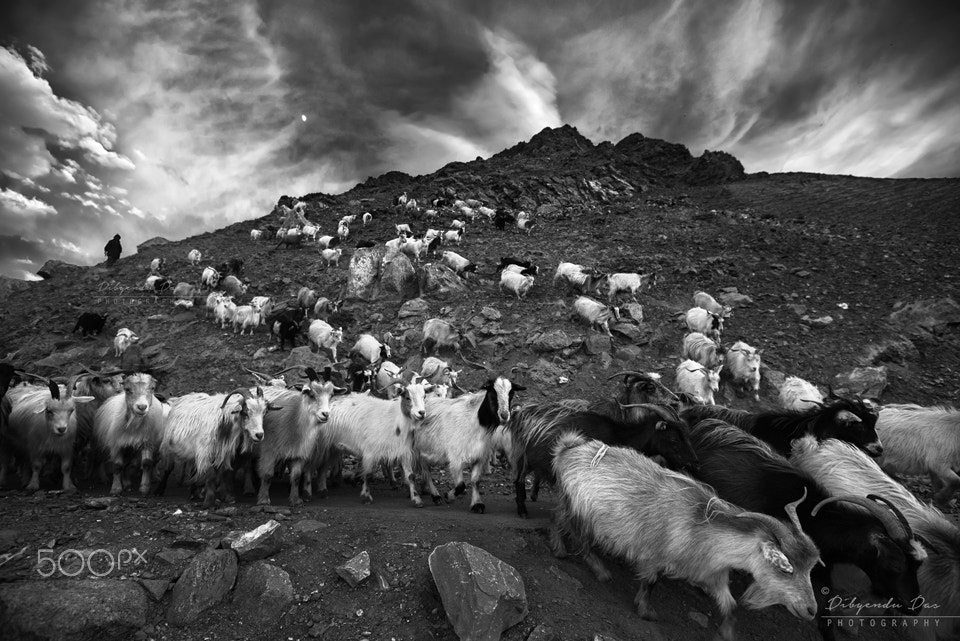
[832,366,888,398]
[336,550,371,587]
[529,329,573,352]
[222,519,283,562]
[166,548,238,626]
[429,541,528,641]
[233,562,295,623]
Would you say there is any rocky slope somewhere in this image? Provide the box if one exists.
[1,125,959,641]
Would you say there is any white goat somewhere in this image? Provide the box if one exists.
[308,320,344,362]
[374,361,403,399]
[415,377,521,513]
[149,258,165,274]
[685,307,724,342]
[876,405,960,509]
[421,319,460,356]
[214,296,237,329]
[443,229,463,246]
[321,247,342,267]
[725,341,762,401]
[682,332,722,369]
[450,219,466,230]
[572,296,615,336]
[297,287,318,316]
[312,297,342,320]
[254,369,347,506]
[205,291,227,318]
[607,272,655,302]
[337,223,350,242]
[317,235,337,249]
[442,250,476,276]
[551,433,819,639]
[351,333,391,365]
[301,224,319,241]
[156,387,272,508]
[396,223,413,235]
[0,381,94,491]
[420,357,460,387]
[250,229,263,241]
[187,249,202,266]
[232,305,261,335]
[779,376,823,411]
[500,271,535,300]
[114,328,138,358]
[201,266,220,290]
[676,359,722,405]
[340,214,357,225]
[93,373,164,496]
[400,238,426,263]
[312,379,433,505]
[694,290,732,317]
[363,212,372,225]
[554,262,602,294]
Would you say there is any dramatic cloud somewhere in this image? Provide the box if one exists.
[0,0,958,279]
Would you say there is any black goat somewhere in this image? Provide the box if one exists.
[0,363,22,402]
[495,256,536,273]
[689,419,924,641]
[493,210,516,231]
[274,319,300,351]
[265,301,305,337]
[508,402,698,517]
[72,312,109,337]
[681,395,882,458]
[355,239,375,249]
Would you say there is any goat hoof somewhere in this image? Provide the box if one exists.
[470,503,485,514]
[361,495,373,505]
[109,488,122,497]
[318,489,328,499]
[256,499,271,507]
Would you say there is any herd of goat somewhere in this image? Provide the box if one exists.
[2,194,960,641]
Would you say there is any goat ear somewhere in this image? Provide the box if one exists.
[760,540,794,574]
[655,420,667,431]
[73,396,95,404]
[333,386,349,395]
[836,409,861,424]
[34,403,46,414]
[512,384,526,392]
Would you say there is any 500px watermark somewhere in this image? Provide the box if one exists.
[36,548,147,578]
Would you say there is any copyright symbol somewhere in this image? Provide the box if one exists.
[821,587,830,595]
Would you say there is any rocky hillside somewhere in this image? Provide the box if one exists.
[2,126,960,641]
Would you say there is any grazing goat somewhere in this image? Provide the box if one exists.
[214,296,237,329]
[694,290,732,317]
[509,401,697,517]
[93,373,164,496]
[253,368,348,506]
[421,319,460,356]
[374,361,403,399]
[317,235,338,249]
[321,247,342,267]
[573,296,615,336]
[725,341,762,401]
[362,212,372,225]
[396,223,412,235]
[500,271,535,300]
[297,287,318,317]
[340,214,357,225]
[442,251,477,277]
[443,229,463,246]
[351,333,391,365]
[312,297,342,320]
[675,360,722,405]
[792,436,960,641]
[250,229,262,241]
[73,312,108,337]
[301,224,319,241]
[550,432,819,640]
[516,219,536,234]
[312,379,432,505]
[780,376,824,411]
[0,381,94,491]
[156,387,274,508]
[308,320,344,362]
[876,404,960,510]
[221,275,247,298]
[149,257,165,274]
[686,306,724,342]
[690,420,925,640]
[416,377,525,513]
[114,328,138,358]
[607,272,655,302]
[682,332,723,369]
[400,238,426,263]
[554,262,603,294]
[187,249,202,266]
[420,357,460,388]
[682,395,883,458]
[337,223,349,242]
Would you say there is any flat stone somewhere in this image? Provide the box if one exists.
[832,366,888,398]
[863,336,920,366]
[888,297,960,334]
[529,329,573,352]
[292,519,329,533]
[481,306,501,320]
[157,548,197,565]
[718,292,753,308]
[222,520,283,562]
[233,562,295,623]
[398,297,430,319]
[0,579,147,639]
[610,323,645,343]
[166,548,238,626]
[336,551,371,588]
[429,542,527,641]
[622,302,644,322]
[614,345,644,362]
[800,314,833,328]
[582,333,612,355]
[139,578,171,601]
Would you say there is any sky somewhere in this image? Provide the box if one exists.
[1,0,959,280]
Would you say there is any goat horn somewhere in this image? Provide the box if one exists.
[605,370,652,381]
[812,495,912,543]
[220,387,252,409]
[271,365,306,378]
[240,363,270,381]
[47,380,61,400]
[73,362,126,378]
[867,494,916,541]
[17,371,50,384]
[303,367,319,381]
[783,487,807,533]
[800,398,824,407]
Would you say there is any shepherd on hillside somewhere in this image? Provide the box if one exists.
[104,234,122,267]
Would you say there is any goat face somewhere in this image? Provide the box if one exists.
[123,373,156,416]
[819,399,883,457]
[651,418,700,473]
[401,382,431,422]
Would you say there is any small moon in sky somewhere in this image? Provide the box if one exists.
[301,114,307,122]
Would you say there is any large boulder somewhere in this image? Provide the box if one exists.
[345,246,386,300]
[0,579,147,640]
[232,562,295,624]
[429,542,528,641]
[166,548,239,626]
[831,366,888,398]
[529,329,574,353]
[380,251,419,299]
[419,263,469,298]
[888,298,960,335]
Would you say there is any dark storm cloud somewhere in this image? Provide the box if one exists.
[0,0,958,279]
